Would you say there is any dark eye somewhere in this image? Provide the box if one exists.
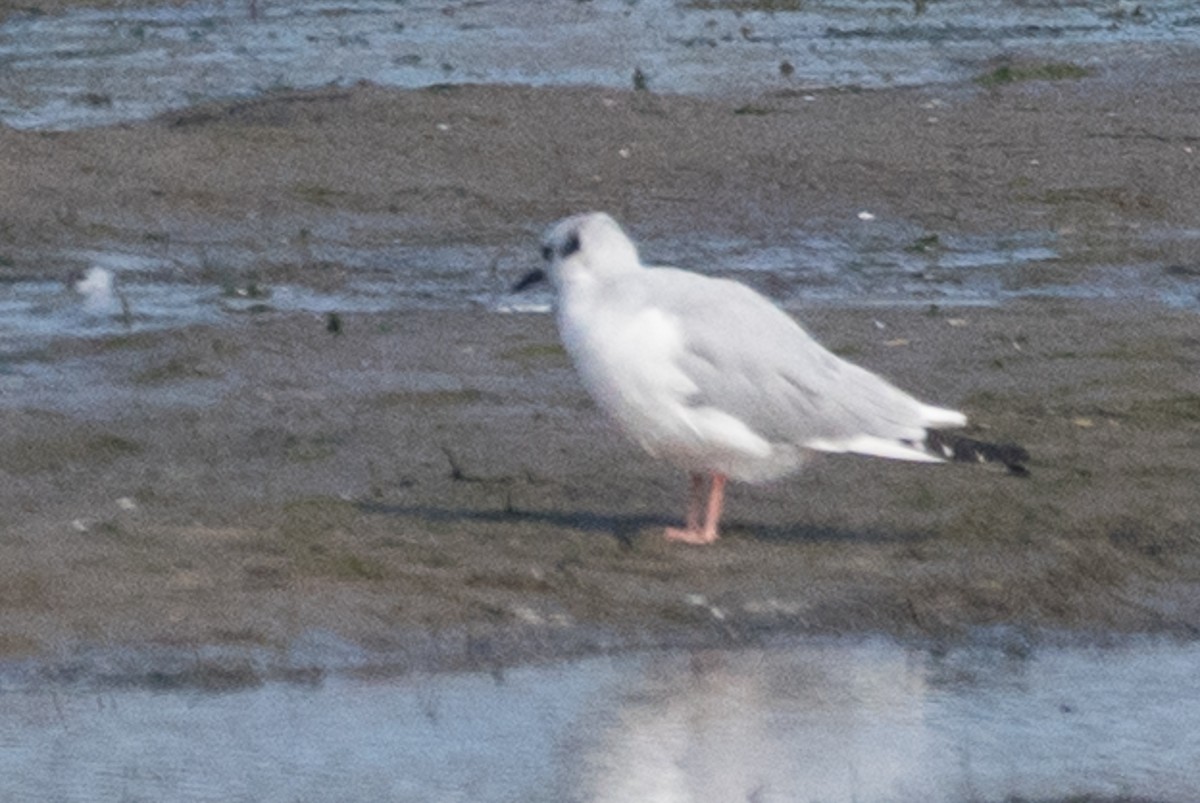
[541,244,553,261]
[560,233,581,258]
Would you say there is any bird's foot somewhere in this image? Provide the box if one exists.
[664,526,718,545]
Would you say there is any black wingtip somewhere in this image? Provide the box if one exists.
[512,268,546,293]
[925,430,1031,477]
[1006,462,1031,478]
[996,446,1032,477]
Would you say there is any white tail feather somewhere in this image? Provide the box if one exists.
[805,434,944,463]
[919,403,967,429]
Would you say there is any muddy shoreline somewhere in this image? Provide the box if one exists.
[4,53,1200,272]
[3,299,1199,685]
[3,58,1200,682]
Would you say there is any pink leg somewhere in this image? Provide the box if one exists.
[701,473,726,543]
[683,472,704,532]
[665,472,727,545]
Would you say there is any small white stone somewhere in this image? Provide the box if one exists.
[857,211,875,221]
[116,497,137,511]
[512,606,543,624]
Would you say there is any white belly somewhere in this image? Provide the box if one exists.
[559,302,808,483]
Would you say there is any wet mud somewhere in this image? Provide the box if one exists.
[2,49,1200,680]
[2,299,1198,681]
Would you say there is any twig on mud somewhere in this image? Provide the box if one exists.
[440,444,472,482]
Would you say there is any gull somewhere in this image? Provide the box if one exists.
[514,212,1028,545]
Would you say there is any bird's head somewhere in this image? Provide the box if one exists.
[513,212,641,293]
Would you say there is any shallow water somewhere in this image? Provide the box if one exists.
[4,218,1198,359]
[1,0,1197,131]
[2,638,1197,802]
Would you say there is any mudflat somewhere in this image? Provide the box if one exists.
[2,54,1199,681]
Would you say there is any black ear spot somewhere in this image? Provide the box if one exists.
[541,244,553,262]
[560,232,581,258]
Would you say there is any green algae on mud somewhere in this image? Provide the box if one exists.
[974,61,1093,87]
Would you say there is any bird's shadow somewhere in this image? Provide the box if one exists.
[356,500,667,549]
[355,500,927,548]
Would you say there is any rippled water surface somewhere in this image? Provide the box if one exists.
[4,219,1198,357]
[2,638,1198,802]
[2,0,1198,131]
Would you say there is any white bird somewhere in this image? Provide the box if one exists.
[515,213,1027,545]
[72,265,132,326]
[73,266,117,313]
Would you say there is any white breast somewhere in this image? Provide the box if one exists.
[558,297,799,482]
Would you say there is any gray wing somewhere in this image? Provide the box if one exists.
[638,267,936,446]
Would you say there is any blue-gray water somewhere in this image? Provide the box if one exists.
[2,639,1198,802]
[2,0,1198,131]
[4,220,1198,357]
